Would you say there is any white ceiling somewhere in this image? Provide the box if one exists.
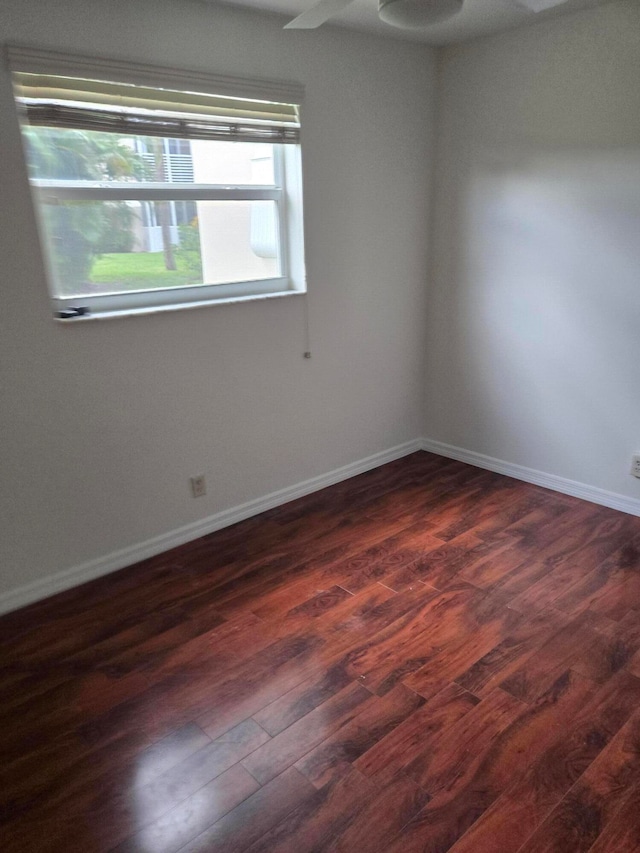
[210,0,614,43]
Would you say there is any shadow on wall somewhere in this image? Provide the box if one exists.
[445,146,640,477]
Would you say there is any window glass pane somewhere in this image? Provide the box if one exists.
[22,126,276,186]
[40,199,280,297]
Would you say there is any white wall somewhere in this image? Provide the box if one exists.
[425,0,640,499]
[0,0,435,605]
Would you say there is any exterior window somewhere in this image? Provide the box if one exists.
[11,58,305,317]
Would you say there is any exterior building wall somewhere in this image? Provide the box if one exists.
[190,140,278,283]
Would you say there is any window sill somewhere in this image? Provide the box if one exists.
[53,288,305,322]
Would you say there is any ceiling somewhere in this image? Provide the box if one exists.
[211,0,614,43]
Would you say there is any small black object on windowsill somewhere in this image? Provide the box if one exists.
[56,306,90,319]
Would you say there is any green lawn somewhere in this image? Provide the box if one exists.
[90,252,201,289]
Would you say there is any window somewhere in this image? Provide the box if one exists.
[9,48,306,317]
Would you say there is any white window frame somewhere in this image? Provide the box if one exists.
[8,46,306,319]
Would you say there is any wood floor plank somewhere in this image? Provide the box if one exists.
[455,542,535,590]
[554,534,640,620]
[341,582,486,695]
[326,769,430,853]
[410,535,508,590]
[401,686,528,793]
[499,497,572,539]
[399,590,522,699]
[416,472,504,539]
[585,781,640,852]
[112,763,260,853]
[463,504,605,602]
[192,634,329,741]
[499,611,606,703]
[95,610,267,680]
[249,581,353,622]
[294,683,425,788]
[507,512,640,615]
[207,464,487,619]
[253,663,353,737]
[379,563,426,593]
[454,607,566,697]
[385,670,598,853]
[196,584,398,740]
[573,610,640,683]
[3,452,640,853]
[131,718,270,825]
[318,582,439,659]
[444,669,640,853]
[354,682,480,782]
[516,710,640,853]
[175,767,316,853]
[433,478,541,543]
[130,722,212,787]
[241,682,373,785]
[243,768,378,853]
[335,525,444,594]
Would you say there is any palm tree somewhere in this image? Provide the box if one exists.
[23,127,149,292]
[149,137,177,271]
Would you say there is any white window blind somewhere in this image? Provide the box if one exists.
[13,75,300,145]
[9,46,303,145]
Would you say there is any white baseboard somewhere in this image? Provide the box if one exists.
[7,435,637,616]
[421,437,640,518]
[0,439,422,616]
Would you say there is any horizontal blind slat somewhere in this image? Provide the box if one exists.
[7,45,304,106]
[22,103,301,144]
[14,73,300,124]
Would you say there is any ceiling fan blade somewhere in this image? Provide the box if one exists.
[284,0,355,28]
[513,0,569,11]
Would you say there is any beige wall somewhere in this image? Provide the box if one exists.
[0,0,435,607]
[425,0,640,499]
[5,0,634,613]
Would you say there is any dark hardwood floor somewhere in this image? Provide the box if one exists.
[3,451,640,852]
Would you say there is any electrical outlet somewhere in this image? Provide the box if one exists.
[631,455,640,479]
[190,475,207,498]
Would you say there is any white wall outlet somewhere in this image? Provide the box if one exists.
[631,455,640,479]
[190,475,207,498]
